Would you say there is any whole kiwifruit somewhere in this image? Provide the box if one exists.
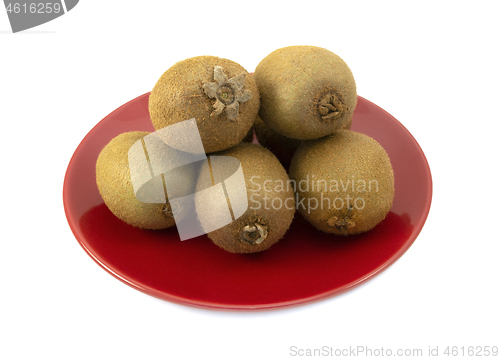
[195,143,295,253]
[253,45,357,140]
[289,130,394,235]
[96,131,197,230]
[149,56,260,154]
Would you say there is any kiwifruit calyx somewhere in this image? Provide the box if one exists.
[216,86,235,105]
[202,65,253,122]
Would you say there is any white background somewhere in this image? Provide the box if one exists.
[1,1,499,359]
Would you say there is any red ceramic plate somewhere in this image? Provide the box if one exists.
[63,93,432,311]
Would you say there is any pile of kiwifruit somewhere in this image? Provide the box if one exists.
[96,45,395,254]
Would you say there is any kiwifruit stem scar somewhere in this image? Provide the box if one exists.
[327,215,355,233]
[240,223,268,245]
[163,201,181,219]
[163,203,173,218]
[318,93,346,122]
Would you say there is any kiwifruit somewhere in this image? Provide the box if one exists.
[195,143,295,253]
[289,130,394,235]
[96,131,197,230]
[254,113,354,166]
[149,56,260,154]
[253,45,357,140]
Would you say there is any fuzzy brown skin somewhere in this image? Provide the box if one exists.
[195,143,295,253]
[149,56,260,154]
[96,132,176,229]
[343,113,353,131]
[289,130,394,235]
[253,45,357,140]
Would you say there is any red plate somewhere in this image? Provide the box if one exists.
[63,93,432,310]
